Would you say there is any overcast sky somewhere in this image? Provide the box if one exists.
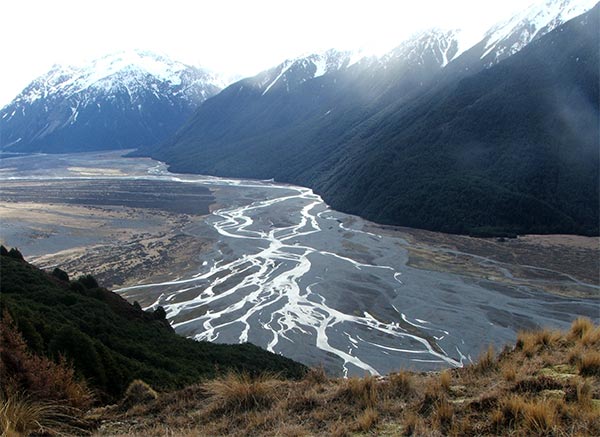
[0,0,536,106]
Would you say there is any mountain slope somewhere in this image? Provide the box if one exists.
[0,50,223,153]
[145,29,462,179]
[305,4,599,236]
[0,248,306,401]
[146,1,598,236]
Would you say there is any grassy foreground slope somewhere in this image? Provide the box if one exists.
[95,319,600,436]
[0,248,306,403]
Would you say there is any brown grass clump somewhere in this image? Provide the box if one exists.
[439,370,452,391]
[569,317,594,340]
[387,370,414,398]
[581,326,600,346]
[577,350,600,376]
[501,365,517,382]
[472,344,497,373]
[402,412,420,436]
[522,399,557,436]
[302,366,328,386]
[0,392,81,436]
[418,377,446,416]
[336,375,379,409]
[203,371,279,413]
[433,399,454,434]
[575,380,593,409]
[355,407,379,432]
[120,379,158,410]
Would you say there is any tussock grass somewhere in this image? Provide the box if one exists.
[203,371,279,413]
[569,317,594,340]
[522,399,557,435]
[387,370,414,398]
[581,326,600,346]
[120,379,158,410]
[336,375,379,409]
[0,392,83,436]
[433,399,453,433]
[439,370,452,391]
[402,412,420,436]
[355,407,379,432]
[473,344,497,373]
[87,321,600,436]
[501,364,517,382]
[577,350,600,376]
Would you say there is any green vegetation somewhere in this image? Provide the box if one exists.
[0,247,306,403]
[144,6,599,237]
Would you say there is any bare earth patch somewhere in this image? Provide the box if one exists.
[0,201,211,289]
[364,223,599,299]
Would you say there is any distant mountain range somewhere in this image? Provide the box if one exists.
[0,50,224,152]
[1,0,598,236]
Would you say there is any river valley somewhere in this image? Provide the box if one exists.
[1,151,598,376]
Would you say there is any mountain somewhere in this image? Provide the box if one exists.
[0,247,306,402]
[144,0,599,237]
[143,28,463,179]
[307,4,599,236]
[0,50,224,153]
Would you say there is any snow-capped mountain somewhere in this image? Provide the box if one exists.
[384,29,462,68]
[248,49,354,96]
[478,0,598,65]
[0,50,224,152]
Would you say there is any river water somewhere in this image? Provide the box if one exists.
[1,152,596,376]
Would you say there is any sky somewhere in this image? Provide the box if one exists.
[0,0,537,106]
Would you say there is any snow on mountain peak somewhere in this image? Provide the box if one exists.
[385,28,463,68]
[481,0,598,62]
[13,50,223,107]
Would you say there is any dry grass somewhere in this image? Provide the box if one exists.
[83,322,600,436]
[203,371,279,413]
[473,344,497,373]
[120,380,158,410]
[581,326,600,346]
[355,407,379,432]
[577,350,600,376]
[0,392,83,437]
[522,399,557,435]
[387,370,414,398]
[439,370,452,391]
[433,399,454,433]
[569,317,594,340]
[336,375,379,409]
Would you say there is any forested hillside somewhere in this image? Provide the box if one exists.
[147,5,599,236]
[0,247,306,402]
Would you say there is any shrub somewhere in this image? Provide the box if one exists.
[120,379,158,410]
[0,312,92,409]
[76,274,99,289]
[51,268,69,282]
